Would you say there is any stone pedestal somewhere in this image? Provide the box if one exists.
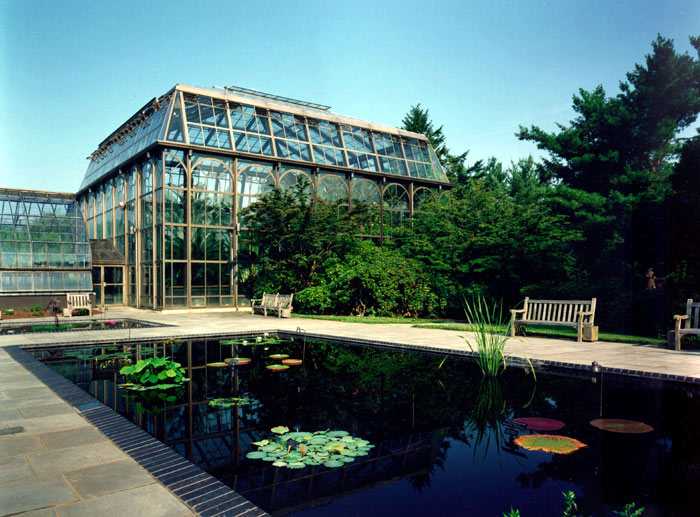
[583,325,599,342]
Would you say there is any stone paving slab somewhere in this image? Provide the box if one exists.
[64,459,157,498]
[0,474,78,515]
[39,426,106,450]
[28,440,137,475]
[0,434,44,457]
[55,483,192,517]
[2,412,92,434]
[0,455,35,482]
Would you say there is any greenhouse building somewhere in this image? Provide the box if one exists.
[72,84,451,310]
[0,188,92,310]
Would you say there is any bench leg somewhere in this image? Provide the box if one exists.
[674,320,682,351]
[577,320,582,343]
[510,320,515,337]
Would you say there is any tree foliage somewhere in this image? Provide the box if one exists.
[391,177,581,316]
[401,103,475,183]
[517,34,700,333]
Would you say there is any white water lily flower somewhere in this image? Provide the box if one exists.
[242,340,248,345]
[256,336,262,342]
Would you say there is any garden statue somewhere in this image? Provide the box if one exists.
[46,297,61,327]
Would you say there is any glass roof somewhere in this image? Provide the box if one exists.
[79,85,449,192]
[0,189,91,294]
[80,95,172,191]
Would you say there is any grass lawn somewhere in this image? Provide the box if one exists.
[293,314,668,344]
[413,323,666,345]
[292,314,459,325]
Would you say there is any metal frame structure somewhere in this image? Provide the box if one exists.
[75,84,453,310]
[0,188,92,306]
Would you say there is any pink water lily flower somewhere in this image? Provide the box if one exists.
[106,320,116,325]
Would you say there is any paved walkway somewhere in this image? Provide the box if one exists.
[1,308,699,516]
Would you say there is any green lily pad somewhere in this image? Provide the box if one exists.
[262,455,279,462]
[271,426,289,434]
[514,434,587,454]
[286,462,306,469]
[206,362,229,368]
[252,439,269,447]
[245,451,266,459]
[323,459,345,468]
[266,364,289,371]
[327,430,350,437]
[272,461,288,467]
[269,354,289,360]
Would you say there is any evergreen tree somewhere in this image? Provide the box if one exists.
[401,104,475,183]
[517,35,700,333]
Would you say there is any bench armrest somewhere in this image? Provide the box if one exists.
[674,314,689,331]
[577,311,594,320]
[510,308,526,315]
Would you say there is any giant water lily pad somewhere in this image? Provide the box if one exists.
[282,358,302,366]
[224,357,251,365]
[513,417,566,431]
[590,419,653,434]
[266,364,289,371]
[206,362,229,368]
[514,434,587,454]
[269,354,289,360]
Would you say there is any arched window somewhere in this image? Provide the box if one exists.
[237,162,275,212]
[317,173,349,203]
[279,166,313,196]
[351,178,380,236]
[190,158,234,227]
[382,183,409,236]
[413,187,436,212]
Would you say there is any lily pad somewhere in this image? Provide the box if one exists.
[245,451,266,459]
[224,357,251,365]
[266,364,289,371]
[590,418,654,434]
[327,430,350,438]
[323,459,345,468]
[269,354,289,360]
[282,358,302,366]
[206,362,229,368]
[272,461,288,467]
[271,426,290,434]
[514,434,587,454]
[513,417,566,431]
[208,397,251,407]
[286,462,306,469]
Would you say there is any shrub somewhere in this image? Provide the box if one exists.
[29,304,43,312]
[72,308,90,316]
[2,309,14,315]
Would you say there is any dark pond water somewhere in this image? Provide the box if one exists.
[28,336,700,516]
[0,318,158,334]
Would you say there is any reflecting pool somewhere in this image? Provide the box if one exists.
[28,335,700,516]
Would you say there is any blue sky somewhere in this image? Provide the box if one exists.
[1,0,698,192]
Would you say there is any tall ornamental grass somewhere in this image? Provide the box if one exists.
[463,296,510,377]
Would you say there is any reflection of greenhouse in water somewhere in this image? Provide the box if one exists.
[43,338,450,515]
[76,84,452,309]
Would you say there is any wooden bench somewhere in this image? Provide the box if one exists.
[251,293,293,318]
[672,299,700,351]
[510,297,597,343]
[66,293,92,317]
